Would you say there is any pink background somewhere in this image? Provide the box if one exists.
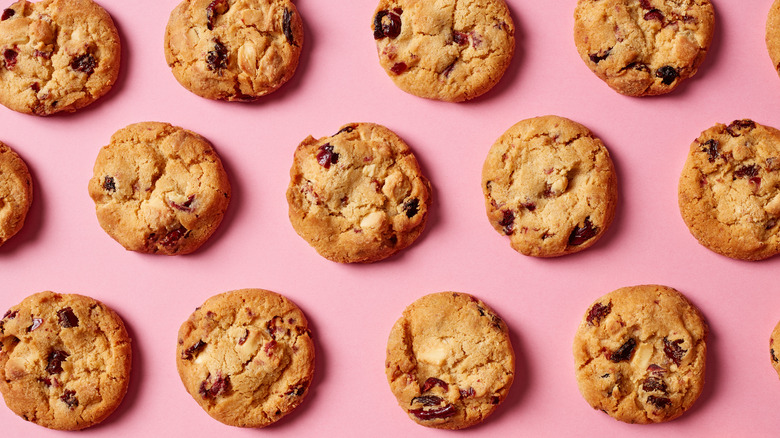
[1,0,779,436]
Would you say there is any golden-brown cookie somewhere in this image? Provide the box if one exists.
[0,142,32,246]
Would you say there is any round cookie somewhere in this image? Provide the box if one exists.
[176,288,314,428]
[771,319,780,378]
[767,0,780,78]
[164,0,303,101]
[371,0,515,102]
[573,0,715,96]
[482,115,617,257]
[573,285,707,424]
[286,122,431,263]
[0,0,120,115]
[0,142,32,246]
[88,121,231,255]
[678,119,780,260]
[385,292,514,430]
[0,291,131,430]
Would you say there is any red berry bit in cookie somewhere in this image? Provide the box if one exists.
[568,217,598,246]
[498,210,515,235]
[390,62,408,75]
[409,396,457,421]
[60,389,79,410]
[646,395,671,409]
[102,176,116,192]
[701,139,720,162]
[644,9,664,21]
[725,119,756,137]
[663,338,686,365]
[170,195,196,212]
[655,66,679,85]
[46,350,70,374]
[608,338,636,362]
[421,377,448,393]
[57,307,79,328]
[182,340,207,360]
[283,8,297,46]
[206,39,228,73]
[733,164,759,180]
[403,198,420,218]
[373,9,402,40]
[199,372,230,399]
[70,53,97,75]
[642,376,667,392]
[589,48,611,64]
[3,48,18,70]
[206,0,229,31]
[1,8,14,20]
[27,317,43,332]
[586,301,612,326]
[316,144,339,169]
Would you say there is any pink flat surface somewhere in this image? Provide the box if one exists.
[1,0,780,436]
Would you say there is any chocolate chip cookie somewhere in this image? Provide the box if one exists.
[573,285,707,424]
[0,142,32,247]
[0,291,131,430]
[482,115,617,257]
[0,0,121,115]
[385,292,514,430]
[176,288,315,427]
[165,0,303,101]
[88,122,231,255]
[573,0,715,96]
[678,119,780,260]
[286,122,431,263]
[372,0,515,102]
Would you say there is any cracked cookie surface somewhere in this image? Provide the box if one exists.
[88,121,231,255]
[573,285,707,424]
[0,291,131,430]
[385,292,514,430]
[165,0,303,101]
[0,0,120,115]
[678,119,780,260]
[0,142,32,247]
[176,288,314,428]
[286,122,431,263]
[482,115,617,257]
[573,0,714,96]
[372,0,515,102]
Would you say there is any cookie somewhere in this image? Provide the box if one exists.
[573,285,707,424]
[767,0,780,78]
[0,0,120,115]
[482,115,617,257]
[164,0,303,101]
[385,292,514,430]
[0,291,131,430]
[371,0,515,102]
[573,0,715,96]
[0,142,32,246]
[176,288,314,428]
[88,121,231,255]
[286,122,431,263]
[678,119,780,260]
[771,319,780,378]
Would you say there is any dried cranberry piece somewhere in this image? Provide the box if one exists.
[522,202,536,212]
[410,404,457,420]
[452,30,468,45]
[655,66,679,85]
[316,144,339,169]
[701,139,719,162]
[647,364,665,374]
[498,210,515,235]
[412,395,444,406]
[373,9,402,40]
[33,50,51,59]
[421,377,448,393]
[237,329,249,345]
[46,350,70,374]
[206,0,228,31]
[609,338,636,362]
[3,310,18,320]
[266,315,287,339]
[1,8,14,20]
[60,390,78,409]
[459,387,475,399]
[199,373,230,399]
[27,317,43,332]
[644,9,664,21]
[3,49,17,69]
[639,0,653,8]
[403,198,420,218]
[263,339,277,356]
[182,340,207,360]
[286,381,308,396]
[586,301,612,326]
[646,395,671,409]
[726,119,756,137]
[734,164,759,179]
[336,125,355,135]
[589,48,611,64]
[568,217,598,246]
[283,8,297,46]
[70,54,96,74]
[642,376,667,392]
[390,62,407,75]
[206,39,228,72]
[621,62,649,72]
[160,226,187,249]
[171,195,196,212]
[663,338,686,365]
[57,307,79,328]
[102,176,116,192]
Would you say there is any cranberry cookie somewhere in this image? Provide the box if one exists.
[0,142,32,247]
[88,122,231,255]
[0,291,131,430]
[385,292,514,429]
[287,122,431,263]
[165,0,303,101]
[574,0,715,96]
[0,0,120,115]
[372,0,515,102]
[767,0,780,78]
[482,115,617,257]
[176,289,315,427]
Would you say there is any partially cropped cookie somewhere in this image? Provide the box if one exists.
[0,142,32,246]
[372,0,515,102]
[573,285,707,424]
[767,0,780,77]
[165,0,303,101]
[176,289,314,428]
[88,122,231,255]
[0,0,120,115]
[573,0,714,96]
[678,119,780,260]
[0,291,131,430]
[287,122,431,263]
[482,115,617,257]
[386,292,514,429]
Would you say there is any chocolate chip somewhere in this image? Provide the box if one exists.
[589,48,611,64]
[283,8,297,46]
[609,338,636,362]
[646,395,671,409]
[27,317,42,332]
[568,217,598,246]
[403,198,420,218]
[57,307,79,328]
